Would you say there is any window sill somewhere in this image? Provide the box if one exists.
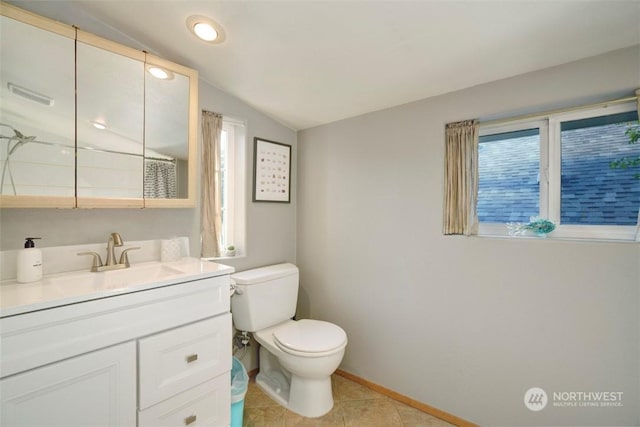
[473,233,639,244]
[201,255,247,262]
[477,223,639,243]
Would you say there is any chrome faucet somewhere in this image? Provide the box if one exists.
[78,233,140,272]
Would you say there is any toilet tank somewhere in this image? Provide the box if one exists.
[231,263,299,332]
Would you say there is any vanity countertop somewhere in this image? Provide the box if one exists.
[0,258,233,318]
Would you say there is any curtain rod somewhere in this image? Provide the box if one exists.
[146,156,176,163]
[481,93,639,127]
[201,109,246,127]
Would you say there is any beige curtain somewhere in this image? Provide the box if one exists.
[201,111,224,257]
[443,119,479,235]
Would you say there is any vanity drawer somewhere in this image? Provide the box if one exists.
[138,372,230,427]
[139,314,232,409]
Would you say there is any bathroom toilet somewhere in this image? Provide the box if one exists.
[231,263,347,418]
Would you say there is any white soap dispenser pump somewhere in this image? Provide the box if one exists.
[17,237,42,283]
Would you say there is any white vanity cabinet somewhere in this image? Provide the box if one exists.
[0,261,232,427]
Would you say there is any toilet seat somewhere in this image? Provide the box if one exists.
[273,319,347,355]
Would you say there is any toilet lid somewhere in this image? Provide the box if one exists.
[273,319,347,353]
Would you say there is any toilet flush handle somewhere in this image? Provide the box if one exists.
[230,280,242,296]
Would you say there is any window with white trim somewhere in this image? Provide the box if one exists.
[478,102,640,240]
[220,119,246,254]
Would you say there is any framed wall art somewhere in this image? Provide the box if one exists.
[253,137,291,203]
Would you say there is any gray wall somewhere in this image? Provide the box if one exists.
[297,46,640,426]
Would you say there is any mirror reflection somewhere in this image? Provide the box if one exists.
[0,6,196,206]
[0,14,75,197]
[144,62,190,199]
[76,38,145,199]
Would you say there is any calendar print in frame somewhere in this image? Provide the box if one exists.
[253,137,291,203]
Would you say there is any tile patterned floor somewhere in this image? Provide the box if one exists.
[242,374,456,427]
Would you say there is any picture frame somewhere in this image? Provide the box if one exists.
[253,137,291,203]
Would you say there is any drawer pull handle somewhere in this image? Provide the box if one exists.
[184,414,197,425]
[186,354,198,363]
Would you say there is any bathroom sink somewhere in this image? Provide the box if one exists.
[98,263,185,287]
[47,262,187,291]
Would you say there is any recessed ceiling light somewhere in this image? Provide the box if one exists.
[186,15,225,44]
[92,121,106,130]
[147,66,174,80]
[194,22,217,41]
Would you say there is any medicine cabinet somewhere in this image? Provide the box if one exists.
[0,3,198,208]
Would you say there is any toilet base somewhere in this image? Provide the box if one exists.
[289,375,333,418]
[256,346,334,418]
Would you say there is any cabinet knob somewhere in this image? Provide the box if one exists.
[185,354,198,363]
[184,414,197,425]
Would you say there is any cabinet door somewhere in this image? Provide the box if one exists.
[0,5,76,208]
[76,30,145,207]
[0,341,136,427]
[143,53,198,207]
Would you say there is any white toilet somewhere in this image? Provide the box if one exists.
[231,263,347,418]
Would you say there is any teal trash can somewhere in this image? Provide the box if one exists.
[230,357,248,427]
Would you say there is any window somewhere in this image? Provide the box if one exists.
[478,126,542,223]
[557,110,639,226]
[219,119,246,254]
[478,102,639,240]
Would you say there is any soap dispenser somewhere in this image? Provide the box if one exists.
[17,237,42,283]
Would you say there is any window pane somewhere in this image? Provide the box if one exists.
[220,129,229,247]
[478,129,540,222]
[561,112,640,225]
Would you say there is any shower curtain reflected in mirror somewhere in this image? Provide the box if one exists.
[144,158,177,198]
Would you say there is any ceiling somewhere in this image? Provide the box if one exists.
[8,1,640,130]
